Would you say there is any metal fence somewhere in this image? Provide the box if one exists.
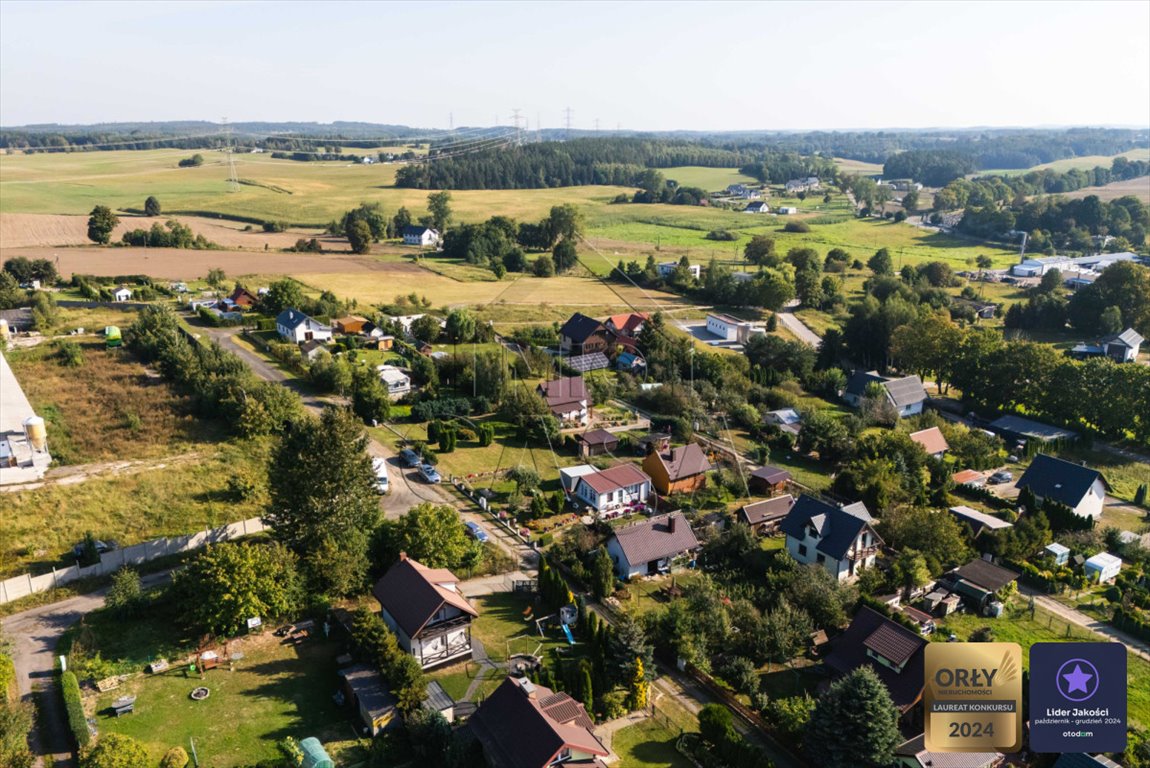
[0,517,267,605]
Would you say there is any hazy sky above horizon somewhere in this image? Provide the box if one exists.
[2,0,1148,131]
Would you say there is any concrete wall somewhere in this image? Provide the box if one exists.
[0,517,266,605]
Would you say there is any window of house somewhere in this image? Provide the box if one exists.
[816,553,826,565]
[798,544,808,557]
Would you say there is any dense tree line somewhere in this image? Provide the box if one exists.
[955,191,1148,250]
[883,150,977,186]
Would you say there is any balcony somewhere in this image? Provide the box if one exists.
[419,612,472,639]
[846,545,880,561]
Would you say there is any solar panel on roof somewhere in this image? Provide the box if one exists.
[567,352,609,372]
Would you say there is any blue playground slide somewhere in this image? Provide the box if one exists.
[561,624,575,645]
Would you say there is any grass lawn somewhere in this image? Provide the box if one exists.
[934,599,1150,726]
[95,633,365,767]
[613,718,692,768]
[615,572,707,620]
[468,592,570,663]
[659,166,759,191]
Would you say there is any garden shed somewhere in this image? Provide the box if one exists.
[1045,542,1070,566]
[299,737,333,768]
[1085,552,1122,584]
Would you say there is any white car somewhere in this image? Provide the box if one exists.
[372,457,389,494]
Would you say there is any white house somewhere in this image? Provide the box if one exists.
[537,376,590,426]
[780,495,882,581]
[572,463,652,518]
[764,408,802,437]
[1016,453,1108,520]
[376,365,412,400]
[726,184,761,200]
[606,512,701,579]
[112,286,133,302]
[1101,328,1143,362]
[743,201,770,214]
[842,371,927,417]
[402,226,440,247]
[1085,552,1122,583]
[656,261,702,280]
[275,308,333,344]
[373,555,478,669]
[785,177,820,194]
[705,313,755,341]
[559,464,600,495]
[776,206,798,215]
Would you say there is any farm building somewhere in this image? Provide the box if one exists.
[1016,453,1108,519]
[743,201,770,214]
[0,351,52,484]
[1085,552,1121,583]
[657,261,702,279]
[776,206,798,215]
[606,511,701,579]
[402,226,440,247]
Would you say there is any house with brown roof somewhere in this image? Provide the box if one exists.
[571,463,652,518]
[575,429,618,458]
[372,554,478,669]
[940,558,1018,612]
[823,606,927,715]
[606,511,701,579]
[747,465,792,495]
[738,494,795,535]
[537,376,590,426]
[641,442,712,495]
[908,426,949,458]
[228,285,259,310]
[333,315,384,338]
[468,677,608,768]
[559,313,611,356]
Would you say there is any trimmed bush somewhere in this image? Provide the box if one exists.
[61,670,90,748]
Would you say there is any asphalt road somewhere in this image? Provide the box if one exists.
[778,300,822,347]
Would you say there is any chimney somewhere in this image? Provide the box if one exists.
[399,551,407,561]
[669,514,676,533]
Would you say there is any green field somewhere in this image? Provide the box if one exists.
[976,148,1150,177]
[659,166,759,191]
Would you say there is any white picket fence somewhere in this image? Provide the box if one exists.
[0,517,267,605]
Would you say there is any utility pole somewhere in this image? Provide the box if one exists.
[512,108,523,146]
[222,117,238,193]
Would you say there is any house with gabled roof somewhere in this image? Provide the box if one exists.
[1016,453,1108,519]
[275,308,332,344]
[843,371,928,417]
[606,511,701,579]
[908,426,948,458]
[743,201,770,214]
[575,429,618,458]
[537,376,590,426]
[402,225,440,247]
[372,554,478,669]
[559,313,611,355]
[738,494,795,536]
[940,558,1018,611]
[604,312,648,339]
[780,494,882,581]
[747,465,792,495]
[1100,328,1144,362]
[641,442,712,495]
[823,606,927,714]
[468,677,608,768]
[572,463,652,518]
[228,285,259,309]
[894,733,1004,768]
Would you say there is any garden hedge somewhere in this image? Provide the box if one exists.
[60,670,90,748]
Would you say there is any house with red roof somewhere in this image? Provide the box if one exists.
[571,463,652,518]
[468,677,608,768]
[372,554,478,669]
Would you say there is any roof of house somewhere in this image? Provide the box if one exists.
[989,414,1077,442]
[299,339,325,356]
[402,225,437,237]
[739,495,795,525]
[230,286,258,303]
[1052,754,1122,768]
[378,367,410,386]
[744,201,769,211]
[333,314,368,327]
[468,677,607,768]
[538,376,587,409]
[423,680,454,713]
[765,408,801,426]
[779,494,879,561]
[824,607,927,711]
[559,312,606,343]
[1101,327,1144,348]
[610,511,701,566]
[844,370,887,397]
[1017,453,1106,508]
[372,555,477,639]
[948,506,1013,533]
[275,308,326,331]
[894,734,1002,768]
[950,559,1018,593]
[1085,552,1122,570]
[340,664,396,719]
[951,469,983,485]
[650,443,712,482]
[909,426,949,454]
[883,375,928,407]
[578,463,651,495]
[749,465,792,485]
[576,429,618,447]
[605,312,648,334]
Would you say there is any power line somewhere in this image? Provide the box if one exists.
[511,108,523,147]
[222,117,238,192]
[564,107,573,140]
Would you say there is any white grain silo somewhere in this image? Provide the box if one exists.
[23,415,47,452]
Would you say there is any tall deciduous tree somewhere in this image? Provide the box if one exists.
[427,191,453,231]
[375,503,478,571]
[266,407,379,595]
[173,542,302,636]
[347,218,373,254]
[806,667,901,768]
[144,196,162,217]
[552,238,578,273]
[867,248,894,276]
[87,205,119,244]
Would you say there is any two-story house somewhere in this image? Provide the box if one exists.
[372,554,478,670]
[275,308,333,344]
[641,442,712,495]
[402,225,440,247]
[780,494,882,581]
[1016,453,1109,520]
[842,371,928,417]
[469,677,608,768]
[572,463,652,518]
[823,606,927,716]
[559,313,611,355]
[537,376,590,426]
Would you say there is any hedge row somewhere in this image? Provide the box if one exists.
[0,653,15,701]
[61,670,90,748]
[1113,606,1150,644]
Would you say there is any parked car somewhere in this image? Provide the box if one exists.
[989,470,1014,484]
[72,539,116,558]
[399,448,421,467]
[372,457,389,494]
[464,521,489,544]
[419,464,442,484]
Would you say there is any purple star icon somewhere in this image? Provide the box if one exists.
[1056,657,1100,702]
[1062,664,1093,693]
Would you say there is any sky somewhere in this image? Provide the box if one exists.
[1,0,1148,131]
